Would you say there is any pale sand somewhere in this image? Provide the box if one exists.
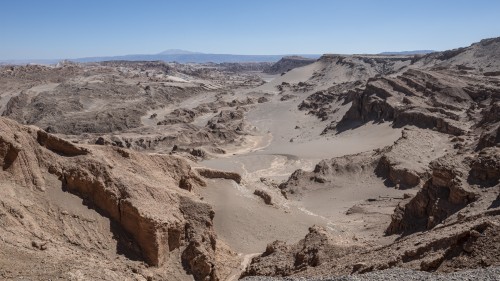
[196,60,410,254]
[255,62,320,92]
[201,178,330,254]
[200,88,404,254]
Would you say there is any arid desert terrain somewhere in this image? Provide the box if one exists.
[0,37,499,281]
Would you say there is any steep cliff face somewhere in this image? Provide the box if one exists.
[386,156,478,235]
[0,117,237,280]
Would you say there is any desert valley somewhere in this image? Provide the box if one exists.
[0,36,499,281]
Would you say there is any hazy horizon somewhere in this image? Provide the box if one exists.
[1,0,500,60]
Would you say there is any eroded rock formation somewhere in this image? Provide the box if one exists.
[0,117,238,280]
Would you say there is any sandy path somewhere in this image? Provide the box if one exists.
[226,253,260,281]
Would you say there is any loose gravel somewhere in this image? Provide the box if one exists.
[241,267,500,281]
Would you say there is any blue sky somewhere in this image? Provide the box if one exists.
[1,0,499,59]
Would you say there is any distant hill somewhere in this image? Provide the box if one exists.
[379,50,435,55]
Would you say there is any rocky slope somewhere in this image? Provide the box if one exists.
[417,37,500,73]
[245,142,499,278]
[0,116,241,280]
[330,68,500,136]
[0,61,263,134]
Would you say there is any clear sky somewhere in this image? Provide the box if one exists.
[1,0,499,59]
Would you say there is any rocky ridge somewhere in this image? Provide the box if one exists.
[264,56,317,75]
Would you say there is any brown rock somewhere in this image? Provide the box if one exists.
[196,168,242,184]
[386,157,477,235]
[254,189,273,205]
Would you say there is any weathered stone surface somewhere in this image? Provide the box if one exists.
[386,157,477,235]
[468,147,500,187]
[196,167,242,184]
[0,117,236,280]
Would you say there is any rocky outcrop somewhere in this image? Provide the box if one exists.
[373,128,449,189]
[207,109,245,130]
[299,82,363,121]
[0,134,22,170]
[375,155,421,188]
[253,189,273,205]
[155,96,265,128]
[279,151,378,196]
[243,217,500,278]
[476,100,500,150]
[37,130,89,157]
[217,62,273,73]
[180,197,220,281]
[157,108,196,125]
[479,100,500,125]
[468,147,500,187]
[0,120,47,190]
[477,124,499,150]
[393,110,465,136]
[196,168,242,184]
[242,226,357,278]
[386,157,477,235]
[313,54,413,85]
[87,98,260,153]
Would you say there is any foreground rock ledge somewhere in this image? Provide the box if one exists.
[0,117,237,280]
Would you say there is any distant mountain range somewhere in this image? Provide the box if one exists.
[0,49,438,65]
[72,50,321,64]
[0,50,320,64]
[157,49,204,55]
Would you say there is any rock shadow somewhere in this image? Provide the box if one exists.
[60,184,144,262]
